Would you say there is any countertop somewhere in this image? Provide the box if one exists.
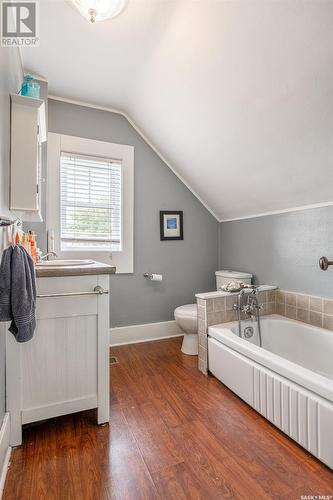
[36,261,116,278]
[195,285,278,300]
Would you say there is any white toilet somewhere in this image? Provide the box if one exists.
[174,270,253,355]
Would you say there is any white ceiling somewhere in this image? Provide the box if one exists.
[21,0,333,221]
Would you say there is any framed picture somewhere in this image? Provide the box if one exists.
[160,211,183,241]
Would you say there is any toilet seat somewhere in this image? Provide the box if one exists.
[174,304,197,318]
[174,304,198,336]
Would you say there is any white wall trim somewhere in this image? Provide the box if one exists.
[36,96,333,225]
[48,94,220,221]
[220,201,333,223]
[48,94,125,116]
[0,413,11,499]
[110,320,183,347]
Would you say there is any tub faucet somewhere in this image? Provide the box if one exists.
[243,296,263,320]
[233,287,263,346]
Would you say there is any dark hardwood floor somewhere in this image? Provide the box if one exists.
[3,337,333,499]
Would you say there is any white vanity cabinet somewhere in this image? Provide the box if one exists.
[10,94,47,222]
[6,271,112,446]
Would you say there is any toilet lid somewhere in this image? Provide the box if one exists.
[175,304,197,318]
[215,270,252,279]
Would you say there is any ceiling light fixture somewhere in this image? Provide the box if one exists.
[70,0,127,23]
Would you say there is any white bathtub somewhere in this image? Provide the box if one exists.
[208,314,333,469]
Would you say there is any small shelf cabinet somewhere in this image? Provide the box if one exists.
[10,94,47,222]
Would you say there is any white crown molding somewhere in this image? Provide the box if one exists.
[48,94,220,221]
[48,94,123,115]
[220,201,333,223]
[47,97,333,224]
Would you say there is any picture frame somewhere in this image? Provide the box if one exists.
[160,211,183,241]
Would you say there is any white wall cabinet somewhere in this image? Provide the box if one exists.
[6,274,110,446]
[10,94,47,222]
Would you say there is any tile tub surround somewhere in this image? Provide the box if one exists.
[197,288,333,374]
[275,290,333,330]
[197,289,277,374]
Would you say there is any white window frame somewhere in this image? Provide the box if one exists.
[47,133,134,273]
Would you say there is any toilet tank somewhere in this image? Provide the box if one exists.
[215,270,252,290]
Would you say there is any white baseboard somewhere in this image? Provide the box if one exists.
[110,320,184,346]
[0,413,11,499]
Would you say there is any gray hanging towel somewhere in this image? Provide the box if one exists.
[0,246,13,321]
[9,245,37,343]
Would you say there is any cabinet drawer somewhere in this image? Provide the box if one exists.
[36,295,98,319]
[36,276,101,319]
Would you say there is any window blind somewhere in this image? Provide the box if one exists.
[60,152,122,251]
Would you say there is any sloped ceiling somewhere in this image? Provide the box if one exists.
[21,1,333,221]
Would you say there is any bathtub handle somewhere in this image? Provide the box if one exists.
[319,256,333,271]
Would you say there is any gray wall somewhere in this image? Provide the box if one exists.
[48,99,219,327]
[0,48,23,426]
[219,206,333,298]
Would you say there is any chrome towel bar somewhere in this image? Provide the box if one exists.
[0,217,21,227]
[37,285,109,298]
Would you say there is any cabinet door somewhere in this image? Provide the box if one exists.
[11,103,39,212]
[21,312,98,422]
[10,95,46,221]
[19,276,99,422]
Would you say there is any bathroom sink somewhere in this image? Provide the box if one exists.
[36,259,94,267]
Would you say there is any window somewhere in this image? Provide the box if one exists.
[60,152,122,251]
[47,133,134,273]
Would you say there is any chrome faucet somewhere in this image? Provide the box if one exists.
[242,295,263,320]
[37,251,58,263]
[233,287,263,346]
